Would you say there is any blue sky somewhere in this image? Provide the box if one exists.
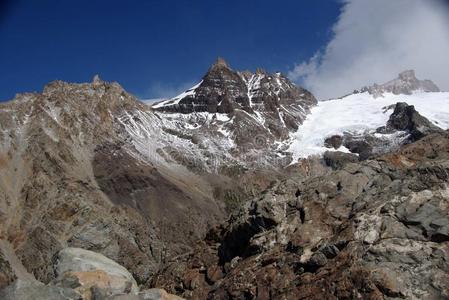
[0,0,341,101]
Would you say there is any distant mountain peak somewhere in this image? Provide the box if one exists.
[398,69,416,81]
[92,74,103,84]
[210,57,230,70]
[357,70,440,97]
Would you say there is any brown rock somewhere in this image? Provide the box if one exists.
[324,135,343,149]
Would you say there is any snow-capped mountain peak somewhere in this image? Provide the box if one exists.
[357,70,440,98]
[146,59,317,164]
[151,58,316,115]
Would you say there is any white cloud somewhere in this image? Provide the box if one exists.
[289,0,449,99]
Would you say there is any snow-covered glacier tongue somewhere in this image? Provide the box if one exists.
[287,71,449,162]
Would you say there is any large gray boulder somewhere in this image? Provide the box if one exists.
[54,247,139,298]
[323,151,359,169]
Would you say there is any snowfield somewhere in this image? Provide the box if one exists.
[288,92,449,161]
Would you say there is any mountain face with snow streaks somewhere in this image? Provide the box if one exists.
[153,58,316,142]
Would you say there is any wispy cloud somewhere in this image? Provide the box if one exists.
[289,0,449,99]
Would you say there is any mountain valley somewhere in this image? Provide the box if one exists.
[0,59,448,299]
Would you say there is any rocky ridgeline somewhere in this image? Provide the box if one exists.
[153,57,316,116]
[356,70,440,98]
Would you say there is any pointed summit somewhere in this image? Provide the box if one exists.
[255,68,267,75]
[92,74,102,85]
[210,57,230,70]
[359,69,440,97]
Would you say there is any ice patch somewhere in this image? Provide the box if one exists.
[215,113,231,122]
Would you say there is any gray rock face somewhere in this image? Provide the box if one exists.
[153,58,316,116]
[359,70,440,97]
[377,102,442,141]
[0,77,228,290]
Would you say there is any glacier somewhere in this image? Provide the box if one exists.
[288,91,449,161]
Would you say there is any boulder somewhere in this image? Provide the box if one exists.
[54,247,139,298]
[324,135,343,149]
[342,139,373,160]
[323,151,358,170]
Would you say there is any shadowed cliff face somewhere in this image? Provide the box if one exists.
[92,142,224,252]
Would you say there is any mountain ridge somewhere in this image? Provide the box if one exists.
[356,69,440,97]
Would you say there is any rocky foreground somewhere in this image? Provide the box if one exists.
[151,107,449,299]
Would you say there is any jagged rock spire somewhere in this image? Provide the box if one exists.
[210,57,230,70]
[92,74,102,84]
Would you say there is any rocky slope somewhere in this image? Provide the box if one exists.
[152,108,449,299]
[0,76,228,290]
